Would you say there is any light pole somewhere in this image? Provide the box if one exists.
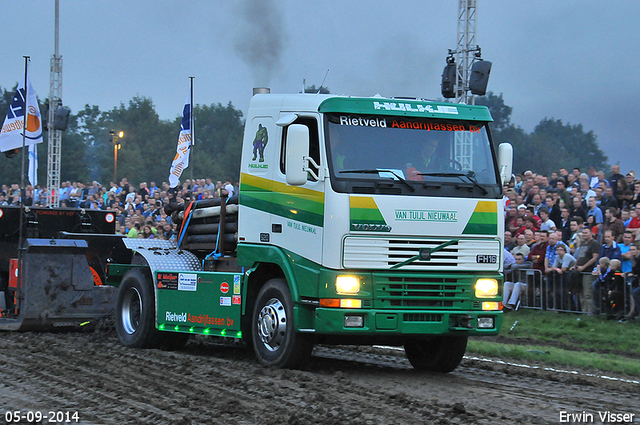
[110,130,124,183]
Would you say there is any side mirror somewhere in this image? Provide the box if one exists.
[498,142,513,186]
[285,124,309,186]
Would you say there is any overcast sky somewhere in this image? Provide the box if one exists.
[2,1,639,174]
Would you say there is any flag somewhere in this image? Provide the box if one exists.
[28,143,38,186]
[0,71,43,152]
[168,92,192,188]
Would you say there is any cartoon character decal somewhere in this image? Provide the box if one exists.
[252,124,268,162]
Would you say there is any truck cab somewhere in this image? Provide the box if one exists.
[235,91,511,370]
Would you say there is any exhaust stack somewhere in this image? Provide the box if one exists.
[253,87,270,95]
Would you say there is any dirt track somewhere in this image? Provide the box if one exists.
[0,329,638,425]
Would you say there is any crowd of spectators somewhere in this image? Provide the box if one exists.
[503,165,640,321]
[0,177,239,242]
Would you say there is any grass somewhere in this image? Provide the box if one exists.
[467,309,640,376]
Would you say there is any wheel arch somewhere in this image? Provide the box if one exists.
[238,244,302,306]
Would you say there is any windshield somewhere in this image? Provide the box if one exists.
[325,113,501,197]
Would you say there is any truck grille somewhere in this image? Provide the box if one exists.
[373,273,475,310]
[343,236,500,271]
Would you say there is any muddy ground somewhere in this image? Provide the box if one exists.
[0,328,638,425]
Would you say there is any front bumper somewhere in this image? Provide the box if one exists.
[308,307,502,336]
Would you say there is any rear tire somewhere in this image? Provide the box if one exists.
[404,336,468,373]
[116,268,161,348]
[252,278,313,368]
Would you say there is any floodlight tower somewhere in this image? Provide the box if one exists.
[47,0,62,207]
[455,0,477,105]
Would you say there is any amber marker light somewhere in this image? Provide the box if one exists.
[482,302,500,311]
[319,299,340,308]
[339,299,362,308]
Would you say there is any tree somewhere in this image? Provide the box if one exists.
[475,92,512,131]
[475,92,609,175]
[528,118,608,175]
[189,102,244,183]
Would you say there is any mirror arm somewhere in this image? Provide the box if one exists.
[303,156,326,181]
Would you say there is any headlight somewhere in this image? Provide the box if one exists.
[336,275,360,295]
[475,278,498,298]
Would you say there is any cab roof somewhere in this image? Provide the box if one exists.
[249,93,493,122]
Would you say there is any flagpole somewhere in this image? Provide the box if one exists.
[17,56,29,316]
[20,57,29,205]
[189,76,194,198]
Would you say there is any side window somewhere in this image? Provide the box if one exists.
[279,117,320,180]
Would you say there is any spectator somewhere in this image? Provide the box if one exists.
[621,208,632,227]
[528,231,548,270]
[571,228,600,313]
[592,258,624,319]
[503,252,532,311]
[546,195,562,225]
[142,224,155,239]
[556,178,572,207]
[567,216,584,255]
[586,196,603,234]
[139,182,150,202]
[587,167,599,189]
[619,245,640,322]
[511,233,530,258]
[600,186,619,210]
[148,181,159,198]
[538,207,557,232]
[504,230,516,251]
[531,193,543,215]
[597,229,622,264]
[626,171,636,189]
[524,229,535,248]
[224,178,234,197]
[550,244,578,309]
[602,207,625,243]
[580,179,596,204]
[127,222,140,238]
[559,207,572,243]
[570,196,587,223]
[164,223,176,241]
[609,165,625,196]
[627,204,640,239]
[619,231,635,273]
[544,232,568,274]
[630,183,640,207]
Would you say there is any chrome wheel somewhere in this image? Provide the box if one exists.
[257,298,287,352]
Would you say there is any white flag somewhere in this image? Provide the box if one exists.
[28,143,38,186]
[168,92,192,188]
[0,71,43,152]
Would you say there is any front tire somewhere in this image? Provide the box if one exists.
[252,278,313,368]
[116,268,161,348]
[404,336,468,373]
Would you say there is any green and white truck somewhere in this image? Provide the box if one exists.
[111,89,513,372]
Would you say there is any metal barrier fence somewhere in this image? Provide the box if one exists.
[503,268,635,317]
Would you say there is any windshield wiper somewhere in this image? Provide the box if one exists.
[340,169,415,192]
[419,171,488,195]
